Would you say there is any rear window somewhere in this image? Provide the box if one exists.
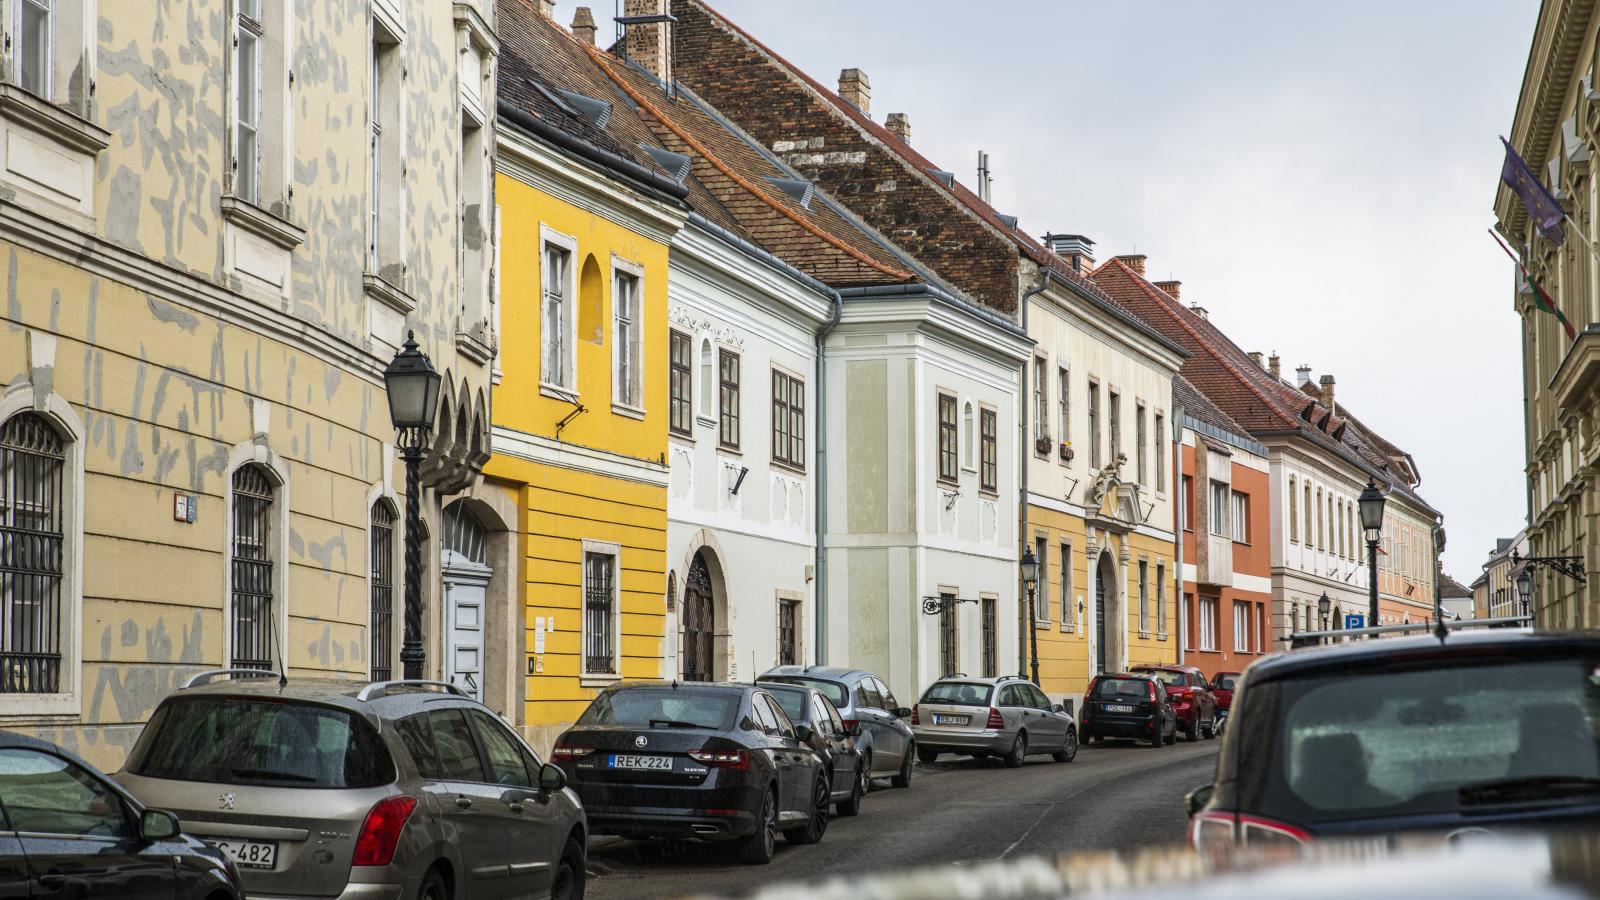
[129,697,393,789]
[1216,674,1238,691]
[578,688,739,730]
[920,681,993,706]
[758,677,848,708]
[1094,678,1151,699]
[767,689,809,725]
[1238,656,1600,824]
[1142,670,1185,687]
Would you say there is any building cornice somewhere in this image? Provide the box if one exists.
[491,424,668,487]
[1496,0,1597,232]
[495,127,687,246]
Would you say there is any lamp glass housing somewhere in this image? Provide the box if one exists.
[384,332,442,432]
[1515,568,1533,605]
[1020,547,1040,590]
[1317,593,1331,619]
[1358,480,1387,542]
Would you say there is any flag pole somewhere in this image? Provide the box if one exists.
[1490,227,1579,342]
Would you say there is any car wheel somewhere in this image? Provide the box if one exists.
[917,746,940,764]
[1165,722,1178,745]
[738,788,777,865]
[1202,717,1216,739]
[1080,728,1093,745]
[1005,734,1026,768]
[1053,728,1078,763]
[786,775,831,845]
[836,763,866,817]
[891,744,914,788]
[1148,725,1164,747]
[419,868,449,900]
[1185,717,1200,742]
[551,837,586,900]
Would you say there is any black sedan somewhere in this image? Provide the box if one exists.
[763,682,867,815]
[0,730,241,899]
[552,682,830,864]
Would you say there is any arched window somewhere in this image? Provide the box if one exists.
[1288,476,1298,543]
[370,500,397,682]
[963,401,975,469]
[443,501,487,567]
[231,464,278,670]
[578,254,604,344]
[1,413,65,694]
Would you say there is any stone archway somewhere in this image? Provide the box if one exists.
[1093,550,1120,674]
[678,530,731,682]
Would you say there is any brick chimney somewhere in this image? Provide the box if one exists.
[571,7,597,44]
[1115,254,1146,276]
[1268,352,1281,381]
[1154,280,1181,300]
[1188,302,1208,320]
[539,0,556,17]
[1296,365,1313,388]
[886,112,911,143]
[1248,351,1264,369]
[1319,374,1336,416]
[623,0,668,81]
[839,68,871,116]
[1043,233,1095,272]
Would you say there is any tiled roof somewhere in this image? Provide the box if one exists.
[1173,375,1253,446]
[1440,574,1473,599]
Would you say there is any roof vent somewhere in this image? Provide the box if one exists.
[996,213,1019,230]
[927,168,955,190]
[638,144,692,185]
[555,88,613,129]
[767,177,815,209]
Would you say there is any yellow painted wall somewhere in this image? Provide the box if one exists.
[1123,530,1179,669]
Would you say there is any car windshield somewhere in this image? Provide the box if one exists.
[579,688,739,730]
[1144,671,1186,687]
[1095,678,1151,699]
[1216,674,1238,690]
[1237,656,1600,824]
[758,676,848,708]
[128,697,393,789]
[767,689,810,724]
[920,681,993,706]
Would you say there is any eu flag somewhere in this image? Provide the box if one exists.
[1501,137,1566,245]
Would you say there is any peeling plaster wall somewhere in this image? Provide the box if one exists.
[0,0,495,770]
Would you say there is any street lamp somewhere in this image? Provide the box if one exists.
[384,331,442,681]
[1020,546,1040,685]
[1358,479,1387,636]
[1515,566,1534,620]
[1317,592,1331,636]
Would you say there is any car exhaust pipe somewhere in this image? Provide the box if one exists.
[691,825,720,835]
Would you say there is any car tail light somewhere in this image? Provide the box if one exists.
[986,708,1004,729]
[841,718,860,733]
[353,796,417,867]
[551,742,592,761]
[910,705,920,725]
[1189,811,1312,854]
[688,748,750,770]
[1148,682,1158,702]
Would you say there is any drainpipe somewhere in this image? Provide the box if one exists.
[1017,269,1049,676]
[814,287,843,665]
[1172,403,1186,664]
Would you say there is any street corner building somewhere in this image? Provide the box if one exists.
[0,0,497,766]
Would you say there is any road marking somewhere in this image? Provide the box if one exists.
[998,803,1056,859]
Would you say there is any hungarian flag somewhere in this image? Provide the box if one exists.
[1501,137,1566,245]
[1491,228,1577,342]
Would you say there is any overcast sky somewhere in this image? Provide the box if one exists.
[554,0,1538,584]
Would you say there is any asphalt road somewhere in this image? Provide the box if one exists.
[585,735,1221,899]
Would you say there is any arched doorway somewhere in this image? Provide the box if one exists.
[441,501,490,700]
[1093,551,1117,674]
[682,551,716,682]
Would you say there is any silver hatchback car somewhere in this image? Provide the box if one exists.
[116,672,586,900]
[911,676,1078,767]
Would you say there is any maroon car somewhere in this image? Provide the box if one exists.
[1132,664,1218,741]
[1213,671,1240,712]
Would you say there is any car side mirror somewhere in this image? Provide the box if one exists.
[1184,784,1215,818]
[893,707,912,718]
[1051,703,1065,713]
[794,724,814,743]
[538,762,567,794]
[140,809,181,842]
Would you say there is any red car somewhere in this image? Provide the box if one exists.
[1213,671,1240,712]
[1132,664,1218,741]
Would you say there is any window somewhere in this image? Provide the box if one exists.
[1154,413,1165,491]
[1035,537,1050,623]
[613,270,642,409]
[470,710,534,788]
[1108,390,1121,459]
[1304,482,1313,548]
[368,23,402,273]
[980,407,998,493]
[1156,562,1167,635]
[772,370,805,469]
[699,339,714,419]
[1289,476,1299,543]
[231,465,277,671]
[981,597,997,677]
[0,748,129,838]
[939,592,958,675]
[233,0,263,203]
[963,402,975,469]
[1231,490,1249,543]
[1059,542,1073,627]
[669,330,692,436]
[1315,489,1324,550]
[1,413,65,694]
[1199,596,1218,651]
[1209,481,1229,536]
[1058,368,1070,459]
[938,393,958,484]
[1337,500,1345,558]
[1034,357,1048,443]
[1181,475,1194,530]
[421,709,488,782]
[1087,381,1101,469]
[718,349,740,450]
[778,598,798,666]
[16,0,52,97]
[1136,403,1147,484]
[541,241,572,388]
[459,120,489,328]
[1233,602,1250,653]
[369,501,396,682]
[1138,560,1149,634]
[583,550,617,675]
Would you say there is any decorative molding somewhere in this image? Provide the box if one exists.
[492,424,668,487]
[455,327,495,367]
[221,196,307,250]
[363,272,418,315]
[0,84,110,155]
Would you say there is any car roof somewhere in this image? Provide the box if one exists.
[929,675,1031,686]
[165,676,491,723]
[1095,672,1157,681]
[759,666,862,681]
[1132,663,1195,673]
[1245,628,1600,685]
[604,680,756,693]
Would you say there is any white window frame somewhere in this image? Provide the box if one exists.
[1137,558,1149,636]
[1059,541,1073,632]
[364,468,401,683]
[961,401,976,473]
[1153,412,1164,491]
[1057,367,1070,465]
[579,539,622,686]
[610,255,645,415]
[538,225,578,397]
[1230,490,1249,544]
[1136,402,1147,485]
[222,439,290,677]
[1034,536,1050,625]
[1156,561,1167,637]
[1233,601,1250,653]
[1033,355,1048,444]
[233,0,263,205]
[14,0,53,98]
[1199,596,1217,652]
[1209,480,1229,536]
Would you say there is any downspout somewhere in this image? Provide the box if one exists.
[1172,402,1186,664]
[1018,270,1049,676]
[814,286,843,664]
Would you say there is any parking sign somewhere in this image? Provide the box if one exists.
[1344,613,1365,629]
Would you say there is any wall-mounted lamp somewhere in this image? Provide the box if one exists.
[1063,475,1081,501]
[944,489,960,510]
[730,465,750,496]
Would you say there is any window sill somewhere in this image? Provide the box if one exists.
[456,329,495,366]
[772,459,806,477]
[1157,632,1168,641]
[937,478,960,490]
[717,444,742,457]
[540,383,580,405]
[1059,623,1075,633]
[1139,631,1151,640]
[579,673,622,689]
[363,272,418,315]
[0,83,109,155]
[669,429,694,443]
[0,692,80,718]
[612,403,646,421]
[221,196,306,250]
[979,489,999,500]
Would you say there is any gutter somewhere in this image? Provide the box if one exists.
[835,282,1028,339]
[1172,400,1186,665]
[495,100,691,202]
[814,284,843,664]
[1018,270,1049,676]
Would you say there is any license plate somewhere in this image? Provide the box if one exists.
[609,754,672,770]
[933,714,970,726]
[208,838,278,869]
[1105,704,1135,713]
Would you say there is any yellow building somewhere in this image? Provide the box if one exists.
[489,32,689,750]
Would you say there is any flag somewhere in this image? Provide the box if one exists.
[1501,137,1566,245]
[1490,228,1578,342]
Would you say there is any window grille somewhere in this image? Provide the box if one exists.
[370,501,395,682]
[231,465,276,671]
[584,553,615,675]
[981,597,996,677]
[939,593,957,675]
[0,414,64,694]
[778,599,798,665]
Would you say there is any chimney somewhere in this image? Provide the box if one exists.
[1319,374,1336,416]
[571,7,597,44]
[1043,233,1095,273]
[886,112,911,143]
[539,0,556,17]
[1115,254,1146,276]
[838,68,871,116]
[1296,365,1313,388]
[1268,353,1281,381]
[1248,351,1264,369]
[1188,302,1208,320]
[623,0,669,81]
[1153,280,1181,300]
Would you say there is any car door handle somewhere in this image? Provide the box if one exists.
[38,873,65,888]
[456,796,473,809]
[507,802,525,814]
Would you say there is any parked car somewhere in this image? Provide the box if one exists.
[1079,672,1178,747]
[763,682,868,816]
[1133,663,1219,741]
[552,681,830,864]
[910,675,1078,767]
[757,666,916,789]
[115,672,586,900]
[1187,628,1600,852]
[1213,670,1240,732]
[0,730,241,900]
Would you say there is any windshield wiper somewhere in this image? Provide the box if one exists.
[647,719,707,729]
[229,768,319,783]
[1459,775,1600,805]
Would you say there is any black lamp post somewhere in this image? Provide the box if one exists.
[1317,592,1331,637]
[384,331,442,680]
[1515,566,1534,620]
[1358,480,1387,636]
[1020,546,1040,685]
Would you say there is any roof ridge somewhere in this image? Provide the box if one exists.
[581,41,916,282]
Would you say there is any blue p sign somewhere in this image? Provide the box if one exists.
[1344,613,1365,630]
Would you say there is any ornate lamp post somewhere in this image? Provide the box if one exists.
[1020,546,1041,685]
[1358,480,1387,636]
[1515,565,1534,620]
[384,332,442,680]
[1317,592,1331,637]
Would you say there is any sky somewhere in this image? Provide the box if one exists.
[552,0,1539,585]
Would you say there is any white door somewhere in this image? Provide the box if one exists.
[445,574,487,701]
